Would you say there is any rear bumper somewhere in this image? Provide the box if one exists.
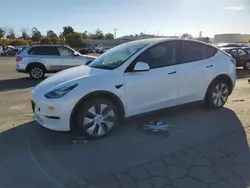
[16,68,27,73]
[16,63,27,73]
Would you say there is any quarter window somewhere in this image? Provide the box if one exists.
[57,47,74,56]
[180,41,217,63]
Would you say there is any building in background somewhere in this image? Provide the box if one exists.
[214,33,250,43]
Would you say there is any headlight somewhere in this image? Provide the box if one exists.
[45,83,78,99]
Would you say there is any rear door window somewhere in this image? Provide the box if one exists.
[180,41,217,64]
[28,46,59,55]
[237,49,247,56]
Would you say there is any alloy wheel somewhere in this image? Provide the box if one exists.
[83,104,115,137]
[212,83,229,107]
[31,68,43,79]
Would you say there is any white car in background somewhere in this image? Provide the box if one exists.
[32,38,236,138]
[16,45,96,79]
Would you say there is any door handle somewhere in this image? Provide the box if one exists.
[168,71,176,75]
[206,65,213,68]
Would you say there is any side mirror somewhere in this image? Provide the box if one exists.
[133,62,150,72]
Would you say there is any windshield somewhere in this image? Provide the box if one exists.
[89,40,150,70]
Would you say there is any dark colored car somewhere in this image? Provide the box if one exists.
[243,47,250,53]
[78,48,95,55]
[221,47,250,69]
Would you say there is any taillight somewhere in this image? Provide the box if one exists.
[16,56,22,62]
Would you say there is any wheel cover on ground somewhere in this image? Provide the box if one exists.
[212,83,229,107]
[30,68,43,79]
[83,104,115,137]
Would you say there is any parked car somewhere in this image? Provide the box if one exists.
[94,44,105,53]
[220,47,250,69]
[1,48,19,56]
[16,45,96,79]
[32,38,236,138]
[219,43,248,48]
[243,47,250,53]
[78,48,94,55]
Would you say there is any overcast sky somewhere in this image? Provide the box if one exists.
[1,0,250,37]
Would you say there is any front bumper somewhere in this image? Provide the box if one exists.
[32,89,73,131]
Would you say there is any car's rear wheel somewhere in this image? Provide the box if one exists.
[29,66,45,79]
[206,80,230,109]
[74,98,119,138]
[243,61,250,70]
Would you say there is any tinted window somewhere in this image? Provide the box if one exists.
[231,49,238,57]
[57,47,74,56]
[134,41,179,69]
[238,49,247,56]
[180,41,217,63]
[28,46,59,55]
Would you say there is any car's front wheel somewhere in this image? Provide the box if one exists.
[206,80,230,109]
[74,98,119,138]
[29,66,45,79]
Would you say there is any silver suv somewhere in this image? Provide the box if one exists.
[16,45,96,79]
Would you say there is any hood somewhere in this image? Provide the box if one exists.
[35,65,108,92]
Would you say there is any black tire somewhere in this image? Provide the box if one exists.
[205,79,230,109]
[243,61,250,70]
[28,65,45,79]
[73,98,119,138]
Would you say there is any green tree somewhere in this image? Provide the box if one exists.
[181,33,192,39]
[65,32,83,47]
[10,39,29,46]
[40,37,52,44]
[47,30,58,38]
[104,33,114,40]
[51,37,59,44]
[62,26,74,36]
[21,29,30,40]
[82,31,88,39]
[0,28,6,38]
[89,29,104,39]
[0,39,10,45]
[6,28,16,40]
[31,27,42,41]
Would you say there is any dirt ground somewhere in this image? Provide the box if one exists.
[1,57,250,188]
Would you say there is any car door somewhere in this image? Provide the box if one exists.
[237,48,249,66]
[57,46,85,70]
[28,46,60,71]
[178,41,217,104]
[124,41,181,117]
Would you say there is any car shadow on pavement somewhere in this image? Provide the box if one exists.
[0,77,43,92]
[237,69,250,79]
[1,105,250,188]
